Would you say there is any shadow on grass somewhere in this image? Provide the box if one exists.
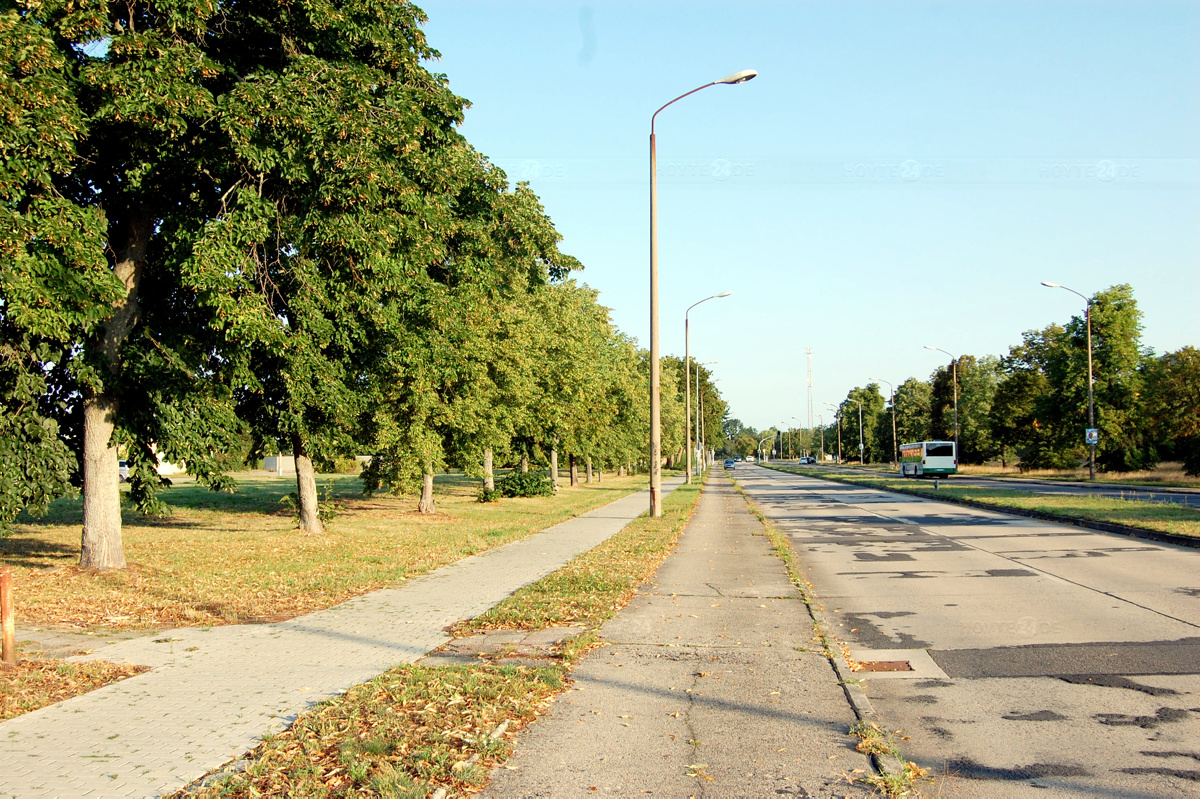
[0,533,79,568]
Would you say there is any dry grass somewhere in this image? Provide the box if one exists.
[1,470,649,633]
[176,477,708,797]
[1,659,149,721]
[177,663,565,798]
[959,461,1200,488]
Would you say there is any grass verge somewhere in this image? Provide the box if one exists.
[455,475,706,633]
[175,476,708,797]
[773,466,1200,540]
[2,470,653,632]
[958,461,1200,488]
[1,659,148,721]
[725,471,930,798]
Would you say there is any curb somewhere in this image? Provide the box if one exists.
[804,463,1200,496]
[721,470,902,780]
[766,465,1200,550]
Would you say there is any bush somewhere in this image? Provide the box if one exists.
[477,487,501,503]
[495,471,555,498]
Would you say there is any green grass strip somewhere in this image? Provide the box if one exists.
[459,474,708,633]
[770,465,1200,540]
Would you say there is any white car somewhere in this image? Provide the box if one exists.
[118,460,130,482]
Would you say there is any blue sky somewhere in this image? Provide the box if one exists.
[420,0,1200,431]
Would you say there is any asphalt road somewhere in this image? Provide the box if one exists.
[799,462,1200,509]
[735,463,1200,798]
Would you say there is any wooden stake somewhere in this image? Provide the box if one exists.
[1,567,15,667]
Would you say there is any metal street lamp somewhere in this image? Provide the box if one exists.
[685,294,731,484]
[870,377,899,465]
[699,376,722,471]
[824,402,842,463]
[792,416,801,459]
[1042,281,1096,480]
[757,434,772,463]
[694,360,718,475]
[924,345,959,461]
[649,70,757,517]
[817,414,825,461]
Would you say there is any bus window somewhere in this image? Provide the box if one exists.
[926,443,954,457]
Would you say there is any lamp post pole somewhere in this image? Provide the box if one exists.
[649,69,757,517]
[824,402,841,463]
[1042,282,1096,480]
[684,296,730,484]
[694,360,717,474]
[818,415,825,461]
[870,377,898,465]
[924,346,959,461]
[701,377,722,470]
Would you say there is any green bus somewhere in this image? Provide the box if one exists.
[899,441,957,477]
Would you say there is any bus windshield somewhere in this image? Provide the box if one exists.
[926,443,954,457]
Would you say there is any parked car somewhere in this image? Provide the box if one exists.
[118,460,130,482]
[723,458,736,468]
[798,456,816,465]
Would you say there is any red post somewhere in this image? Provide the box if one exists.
[1,567,15,667]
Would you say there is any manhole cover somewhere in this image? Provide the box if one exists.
[855,660,913,673]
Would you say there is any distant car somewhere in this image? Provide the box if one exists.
[798,456,816,465]
[745,455,756,463]
[723,458,736,468]
[118,460,130,482]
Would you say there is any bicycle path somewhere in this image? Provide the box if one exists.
[0,478,684,798]
[481,473,873,797]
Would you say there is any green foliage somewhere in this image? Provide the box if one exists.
[494,471,554,498]
[1143,346,1200,475]
[280,484,341,525]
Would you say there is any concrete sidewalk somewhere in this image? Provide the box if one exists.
[482,474,873,797]
[0,478,683,798]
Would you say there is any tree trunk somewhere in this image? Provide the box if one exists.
[79,205,150,569]
[293,434,323,534]
[418,470,436,513]
[520,454,529,474]
[80,395,126,569]
[549,444,559,492]
[569,453,578,487]
[483,449,495,491]
[586,456,593,483]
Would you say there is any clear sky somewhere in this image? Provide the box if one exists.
[420,0,1200,432]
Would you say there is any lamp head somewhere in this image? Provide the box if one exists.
[715,69,757,85]
[923,345,937,351]
[716,291,733,297]
[1041,281,1060,288]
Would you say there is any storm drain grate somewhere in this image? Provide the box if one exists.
[854,660,913,672]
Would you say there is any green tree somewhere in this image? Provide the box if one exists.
[3,0,247,565]
[841,385,884,464]
[958,355,999,464]
[893,377,932,446]
[1085,285,1154,471]
[1142,346,1200,475]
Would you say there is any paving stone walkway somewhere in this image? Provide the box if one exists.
[0,479,682,798]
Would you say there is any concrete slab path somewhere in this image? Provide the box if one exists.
[482,474,874,798]
[0,478,683,798]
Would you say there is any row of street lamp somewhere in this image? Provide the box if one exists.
[646,70,1097,513]
[847,282,1094,475]
[649,68,757,516]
